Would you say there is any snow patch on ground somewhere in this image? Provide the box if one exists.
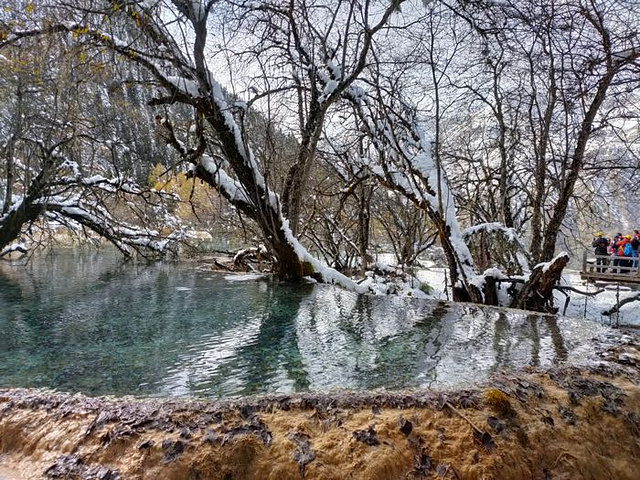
[415,266,640,327]
[416,268,451,300]
[558,270,640,327]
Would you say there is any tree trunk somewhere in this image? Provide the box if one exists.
[281,107,326,236]
[0,202,43,251]
[0,160,53,251]
[511,253,569,313]
[2,151,14,216]
[483,277,499,306]
[2,81,24,216]
[539,60,616,261]
[530,7,640,264]
[432,217,483,304]
[493,66,514,229]
[270,231,303,281]
[528,41,557,264]
[357,184,372,276]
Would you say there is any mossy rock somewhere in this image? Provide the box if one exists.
[482,388,513,415]
[301,261,324,282]
[302,261,315,276]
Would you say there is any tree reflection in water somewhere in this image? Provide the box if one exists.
[492,312,569,373]
[0,251,604,398]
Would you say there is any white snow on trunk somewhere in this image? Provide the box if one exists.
[198,156,251,205]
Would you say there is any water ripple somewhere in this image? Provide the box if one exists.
[0,250,613,398]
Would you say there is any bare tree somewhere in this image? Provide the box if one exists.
[0,14,177,257]
[441,0,640,264]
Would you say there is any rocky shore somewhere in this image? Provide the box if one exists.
[1,339,639,480]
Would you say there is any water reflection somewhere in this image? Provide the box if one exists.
[0,250,607,398]
[160,283,313,397]
[491,313,569,373]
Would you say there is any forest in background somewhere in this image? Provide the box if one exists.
[0,0,639,311]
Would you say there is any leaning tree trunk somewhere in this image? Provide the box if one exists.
[429,213,484,304]
[270,227,304,281]
[188,160,304,282]
[0,163,53,252]
[0,202,43,251]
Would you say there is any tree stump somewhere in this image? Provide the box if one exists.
[511,253,569,313]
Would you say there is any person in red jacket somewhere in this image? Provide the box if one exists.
[615,235,633,274]
[610,232,623,255]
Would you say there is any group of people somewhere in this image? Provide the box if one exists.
[592,230,640,273]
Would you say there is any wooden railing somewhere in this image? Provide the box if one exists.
[581,250,640,282]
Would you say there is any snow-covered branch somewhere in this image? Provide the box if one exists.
[341,83,484,300]
[0,243,27,258]
[44,198,182,257]
[462,222,531,272]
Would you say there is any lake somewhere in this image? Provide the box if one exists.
[0,250,609,398]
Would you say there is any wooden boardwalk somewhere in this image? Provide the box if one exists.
[581,251,640,285]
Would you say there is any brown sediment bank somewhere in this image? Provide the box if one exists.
[1,341,639,480]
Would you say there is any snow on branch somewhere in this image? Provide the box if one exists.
[154,113,257,216]
[0,139,181,256]
[194,156,252,207]
[0,243,27,258]
[48,146,179,205]
[44,197,182,257]
[462,222,530,271]
[462,222,516,240]
[535,252,570,273]
[341,84,480,289]
[165,75,201,97]
[280,217,368,294]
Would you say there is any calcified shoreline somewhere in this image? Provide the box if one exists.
[1,339,639,480]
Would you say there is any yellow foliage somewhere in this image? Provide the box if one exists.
[149,164,214,221]
[301,261,315,276]
[72,26,89,39]
[25,3,35,16]
[131,10,140,25]
[90,61,105,76]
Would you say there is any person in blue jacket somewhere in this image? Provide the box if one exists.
[631,230,640,269]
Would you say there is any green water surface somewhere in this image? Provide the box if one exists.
[0,250,608,398]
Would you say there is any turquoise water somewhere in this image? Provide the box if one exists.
[0,250,607,398]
